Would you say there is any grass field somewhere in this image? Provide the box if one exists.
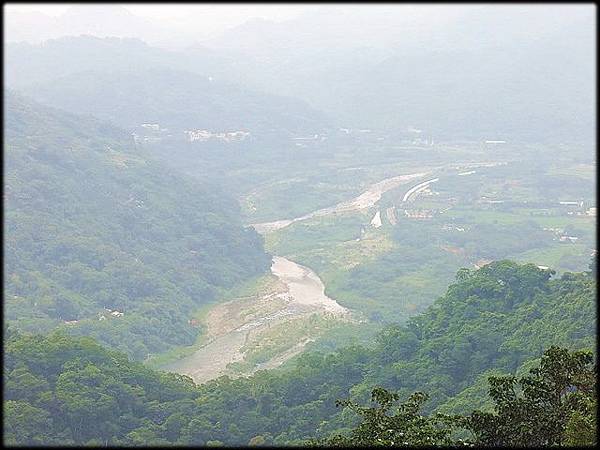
[547,163,596,181]
[513,243,593,274]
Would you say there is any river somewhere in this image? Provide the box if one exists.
[161,256,348,383]
[162,169,449,382]
[251,171,428,233]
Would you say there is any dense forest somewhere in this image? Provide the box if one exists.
[4,91,271,360]
[4,260,595,446]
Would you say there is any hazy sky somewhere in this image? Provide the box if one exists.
[5,3,594,49]
[5,3,317,35]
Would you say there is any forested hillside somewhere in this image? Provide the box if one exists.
[21,68,330,134]
[4,261,595,445]
[4,91,271,360]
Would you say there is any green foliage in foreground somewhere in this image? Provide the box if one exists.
[318,346,596,447]
[3,261,595,446]
[466,346,596,446]
[3,329,197,446]
[321,389,461,446]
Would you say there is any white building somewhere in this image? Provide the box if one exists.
[370,210,382,228]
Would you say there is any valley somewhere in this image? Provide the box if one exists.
[160,148,595,382]
[3,6,595,446]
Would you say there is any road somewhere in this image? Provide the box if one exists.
[401,178,440,202]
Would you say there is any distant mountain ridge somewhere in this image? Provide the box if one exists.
[6,6,594,141]
[20,67,331,134]
[4,5,180,45]
[199,5,595,142]
[5,36,330,135]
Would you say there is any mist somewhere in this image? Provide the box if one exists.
[4,3,596,447]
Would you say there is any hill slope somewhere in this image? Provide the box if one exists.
[4,91,272,359]
[6,36,330,135]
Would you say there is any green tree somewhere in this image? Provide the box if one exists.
[322,387,464,446]
[465,346,596,446]
[3,400,54,445]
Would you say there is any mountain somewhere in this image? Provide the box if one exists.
[6,6,594,141]
[203,6,461,54]
[4,91,272,359]
[3,5,179,46]
[200,5,595,141]
[3,36,219,89]
[21,68,331,134]
[319,36,594,141]
[5,36,330,135]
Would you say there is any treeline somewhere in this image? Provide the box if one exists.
[4,260,596,446]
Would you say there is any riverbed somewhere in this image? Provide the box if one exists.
[162,169,466,383]
[161,256,348,383]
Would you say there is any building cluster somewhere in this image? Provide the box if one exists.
[132,124,171,144]
[559,236,579,243]
[141,123,160,131]
[410,137,435,146]
[474,259,493,269]
[441,223,466,232]
[99,308,124,321]
[480,197,505,204]
[543,227,580,244]
[292,134,328,147]
[185,129,250,142]
[336,128,372,134]
[404,209,434,219]
[556,201,597,217]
